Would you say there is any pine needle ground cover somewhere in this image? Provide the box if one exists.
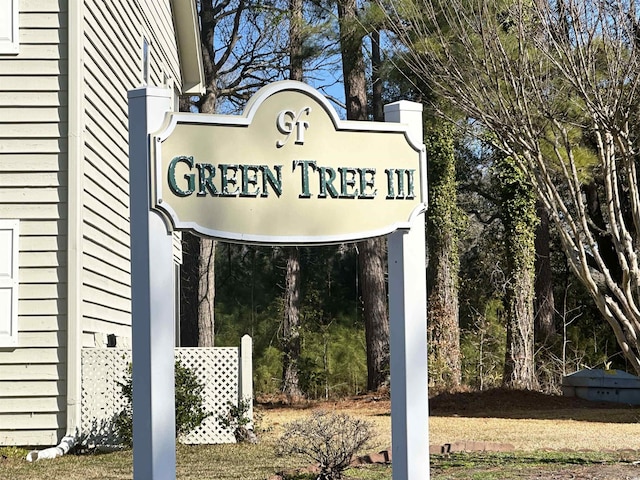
[2,390,640,479]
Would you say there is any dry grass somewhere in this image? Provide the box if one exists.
[2,390,639,479]
[430,414,640,450]
[428,389,640,451]
[260,391,640,452]
[259,399,392,452]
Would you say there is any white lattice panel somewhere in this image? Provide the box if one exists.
[81,346,245,446]
[176,347,238,444]
[81,349,131,447]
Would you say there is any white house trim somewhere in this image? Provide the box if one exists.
[66,0,84,444]
[0,219,19,347]
[0,0,19,55]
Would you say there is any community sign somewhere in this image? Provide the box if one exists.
[150,81,426,244]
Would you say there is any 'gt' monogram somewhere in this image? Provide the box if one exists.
[276,107,311,147]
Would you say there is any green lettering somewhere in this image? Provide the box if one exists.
[385,168,395,199]
[406,169,416,199]
[240,164,261,197]
[338,167,358,199]
[318,166,338,198]
[396,169,406,198]
[293,160,316,198]
[358,168,376,199]
[385,168,415,199]
[197,163,217,196]
[261,165,283,197]
[168,156,195,197]
[219,164,239,196]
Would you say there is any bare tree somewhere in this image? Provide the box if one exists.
[337,0,391,392]
[197,0,289,114]
[280,0,305,400]
[181,0,289,347]
[382,0,640,372]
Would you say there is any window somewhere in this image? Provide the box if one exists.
[0,0,19,55]
[0,220,19,347]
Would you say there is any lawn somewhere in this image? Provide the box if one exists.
[2,389,640,479]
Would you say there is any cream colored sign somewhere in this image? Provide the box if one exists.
[151,81,425,244]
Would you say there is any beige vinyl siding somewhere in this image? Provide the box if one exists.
[0,0,67,445]
[0,0,189,444]
[81,0,183,343]
[139,0,181,85]
[81,0,138,339]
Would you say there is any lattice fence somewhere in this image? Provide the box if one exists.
[80,337,252,447]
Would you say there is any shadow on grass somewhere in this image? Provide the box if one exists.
[428,388,639,423]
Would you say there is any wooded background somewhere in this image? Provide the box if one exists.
[177,0,637,399]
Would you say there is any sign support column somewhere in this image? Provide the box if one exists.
[128,87,177,480]
[385,101,429,480]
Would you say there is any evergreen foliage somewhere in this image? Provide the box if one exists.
[211,145,626,396]
[114,361,210,447]
[201,0,634,394]
[215,244,368,398]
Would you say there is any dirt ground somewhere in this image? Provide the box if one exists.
[259,388,640,479]
[428,387,634,414]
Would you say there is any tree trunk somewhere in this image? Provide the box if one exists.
[338,0,390,392]
[197,237,215,347]
[498,157,537,390]
[534,203,555,343]
[289,0,303,83]
[371,30,384,124]
[282,247,303,399]
[179,84,215,347]
[360,238,390,390]
[180,232,199,347]
[197,7,219,346]
[180,233,215,347]
[503,266,537,389]
[425,125,462,390]
[178,1,223,347]
[338,0,367,122]
[280,0,304,399]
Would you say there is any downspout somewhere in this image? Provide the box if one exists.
[26,0,83,461]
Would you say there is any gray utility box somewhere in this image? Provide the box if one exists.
[562,369,640,405]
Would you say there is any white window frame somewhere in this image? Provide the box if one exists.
[0,0,19,55]
[0,219,19,347]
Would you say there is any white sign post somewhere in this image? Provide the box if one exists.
[128,87,177,480]
[386,101,430,480]
[128,81,429,480]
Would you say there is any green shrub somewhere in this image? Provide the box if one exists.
[216,397,256,443]
[114,360,210,447]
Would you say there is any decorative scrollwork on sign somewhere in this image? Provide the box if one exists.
[276,107,311,147]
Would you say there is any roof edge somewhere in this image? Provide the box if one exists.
[171,0,205,95]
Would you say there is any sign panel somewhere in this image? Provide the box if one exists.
[151,81,425,244]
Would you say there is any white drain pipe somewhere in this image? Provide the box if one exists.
[26,0,84,462]
[26,435,77,462]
